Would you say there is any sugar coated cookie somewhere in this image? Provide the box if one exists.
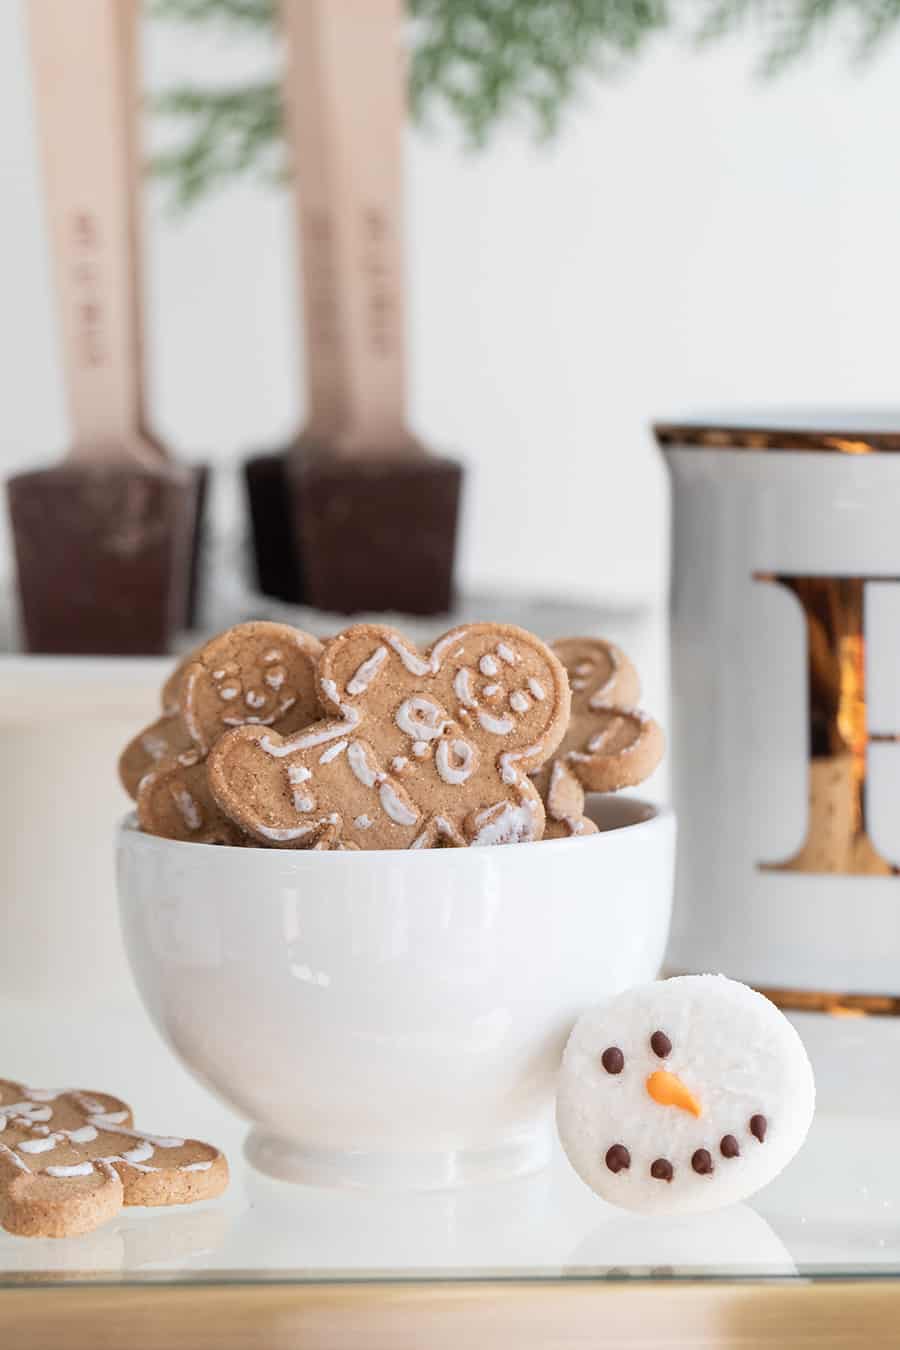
[208,622,571,850]
[0,1079,228,1238]
[556,976,815,1215]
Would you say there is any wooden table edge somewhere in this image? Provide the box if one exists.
[3,1277,900,1349]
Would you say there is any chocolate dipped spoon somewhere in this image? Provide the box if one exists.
[246,0,462,614]
[7,0,202,654]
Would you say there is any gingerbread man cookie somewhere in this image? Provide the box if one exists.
[118,645,200,801]
[208,622,571,850]
[119,622,324,844]
[556,977,815,1216]
[0,1079,228,1238]
[535,638,664,838]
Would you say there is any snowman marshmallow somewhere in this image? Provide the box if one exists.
[556,975,815,1215]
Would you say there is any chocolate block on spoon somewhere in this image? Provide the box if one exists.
[8,462,194,655]
[295,453,461,615]
[7,0,200,653]
[244,448,303,603]
[246,0,462,614]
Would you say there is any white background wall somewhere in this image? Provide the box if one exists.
[2,1,900,609]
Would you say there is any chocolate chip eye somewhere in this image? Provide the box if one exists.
[605,1144,631,1173]
[650,1158,674,1182]
[601,1046,624,1074]
[650,1030,672,1058]
[720,1134,740,1159]
[691,1149,714,1175]
[750,1114,767,1143]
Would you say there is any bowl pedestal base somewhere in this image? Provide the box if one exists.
[244,1124,554,1191]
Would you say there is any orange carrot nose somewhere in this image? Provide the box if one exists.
[645,1070,702,1118]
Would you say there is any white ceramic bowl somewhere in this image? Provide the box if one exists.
[117,796,675,1189]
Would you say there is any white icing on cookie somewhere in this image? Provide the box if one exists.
[256,821,318,842]
[586,649,622,706]
[470,797,540,846]
[454,668,477,708]
[387,630,469,677]
[319,740,348,764]
[528,678,546,701]
[174,790,202,832]
[17,1136,62,1154]
[436,738,476,786]
[496,643,518,665]
[477,711,514,736]
[479,654,499,677]
[347,742,378,788]
[260,708,360,757]
[509,691,531,714]
[347,646,388,696]
[45,1162,94,1178]
[386,637,430,676]
[395,697,447,741]
[321,678,342,708]
[0,1144,28,1172]
[379,782,418,826]
[141,733,169,761]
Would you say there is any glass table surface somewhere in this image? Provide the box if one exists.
[0,994,897,1288]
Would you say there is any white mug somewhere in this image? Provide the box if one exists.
[658,410,900,1008]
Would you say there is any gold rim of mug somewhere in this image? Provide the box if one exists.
[758,986,900,1018]
[654,422,900,454]
[666,974,900,1017]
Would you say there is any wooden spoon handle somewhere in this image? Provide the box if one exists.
[280,0,417,458]
[28,0,153,464]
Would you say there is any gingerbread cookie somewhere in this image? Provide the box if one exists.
[556,976,816,1216]
[208,622,571,850]
[120,622,324,845]
[0,1079,228,1238]
[119,643,202,800]
[534,638,664,837]
[136,749,248,847]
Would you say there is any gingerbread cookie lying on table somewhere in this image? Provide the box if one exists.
[533,637,664,838]
[0,1080,228,1238]
[208,623,571,850]
[119,622,323,845]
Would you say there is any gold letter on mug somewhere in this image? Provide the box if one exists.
[756,574,897,876]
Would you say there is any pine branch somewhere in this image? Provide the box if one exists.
[151,81,282,208]
[150,0,900,208]
[152,0,273,26]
